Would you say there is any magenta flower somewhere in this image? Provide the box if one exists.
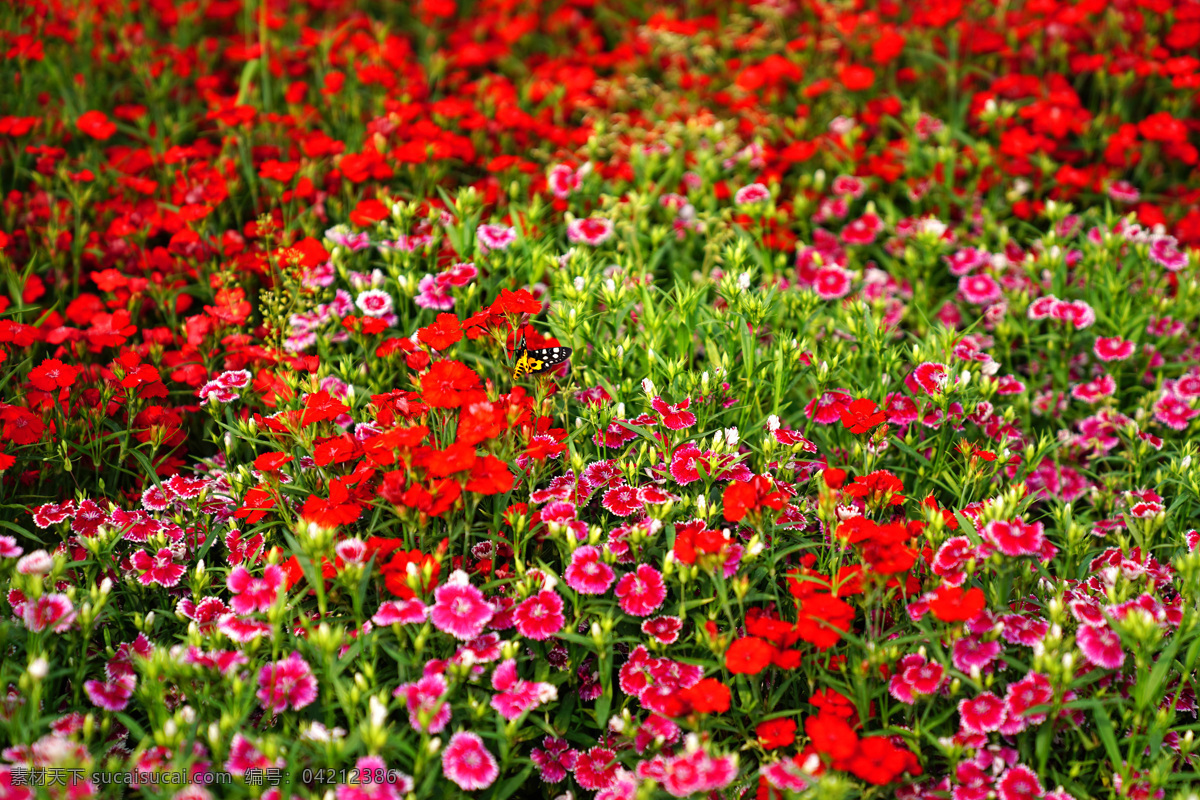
[813,267,853,300]
[567,217,614,246]
[650,396,697,430]
[373,599,428,625]
[1051,299,1095,329]
[910,362,950,395]
[130,547,186,587]
[31,499,75,528]
[225,733,280,776]
[514,590,566,641]
[23,593,76,633]
[1094,336,1135,362]
[996,765,1044,800]
[1149,236,1188,271]
[1153,394,1199,430]
[219,614,272,644]
[441,732,499,791]
[531,736,578,783]
[430,571,494,641]
[395,674,452,733]
[958,692,1006,734]
[641,616,683,645]
[959,273,1002,305]
[227,564,285,614]
[952,636,1003,673]
[669,444,706,485]
[601,484,643,517]
[1077,624,1125,670]
[84,678,133,712]
[615,564,666,617]
[982,519,1045,557]
[574,745,620,790]
[490,659,556,720]
[416,273,455,310]
[565,546,616,595]
[735,183,771,206]
[256,652,318,714]
[476,223,517,253]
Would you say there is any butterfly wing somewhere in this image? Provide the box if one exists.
[518,346,572,376]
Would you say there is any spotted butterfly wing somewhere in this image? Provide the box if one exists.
[512,343,572,378]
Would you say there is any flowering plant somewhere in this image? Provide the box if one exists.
[2,1,1200,800]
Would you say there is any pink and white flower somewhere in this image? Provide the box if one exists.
[567,217,614,245]
[565,546,616,595]
[476,224,517,253]
[442,732,499,791]
[615,564,666,617]
[130,548,186,587]
[256,652,318,714]
[430,571,494,640]
[514,590,566,640]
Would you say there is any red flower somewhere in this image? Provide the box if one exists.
[795,593,855,650]
[420,360,483,409]
[234,486,276,525]
[419,314,464,351]
[254,452,294,473]
[300,391,350,426]
[349,198,389,226]
[839,398,885,434]
[301,479,361,528]
[29,359,79,392]
[489,288,541,315]
[843,470,906,506]
[723,475,787,523]
[1,407,44,445]
[756,718,797,749]
[928,585,986,623]
[805,713,858,762]
[839,64,875,91]
[726,636,775,675]
[77,111,117,140]
[679,678,731,714]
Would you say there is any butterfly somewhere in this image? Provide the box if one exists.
[511,335,572,379]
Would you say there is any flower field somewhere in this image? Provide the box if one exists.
[2,0,1200,798]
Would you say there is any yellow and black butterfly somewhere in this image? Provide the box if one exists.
[511,335,572,379]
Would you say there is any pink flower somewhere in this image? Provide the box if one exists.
[227,564,285,614]
[958,692,1005,733]
[840,213,883,245]
[1076,624,1125,670]
[257,652,318,714]
[642,616,683,644]
[476,223,517,253]
[602,484,643,516]
[946,247,988,276]
[430,571,494,640]
[651,396,696,430]
[16,549,53,575]
[130,547,186,587]
[735,183,771,206]
[575,745,620,790]
[84,679,133,711]
[490,659,557,720]
[373,599,428,625]
[910,362,950,395]
[959,273,1002,305]
[31,499,75,528]
[805,389,852,423]
[1071,374,1115,403]
[565,546,616,595]
[1153,394,1199,430]
[615,564,666,617]
[952,636,1003,672]
[1051,299,1095,329]
[219,614,272,643]
[531,737,579,783]
[416,273,455,310]
[567,217,615,245]
[514,590,566,640]
[884,393,919,425]
[1094,336,1135,362]
[396,674,452,733]
[996,765,1044,800]
[1149,236,1188,271]
[1002,673,1053,733]
[813,267,853,300]
[981,519,1045,557]
[548,164,580,198]
[23,593,76,633]
[669,444,707,485]
[225,733,280,776]
[1108,180,1139,203]
[442,732,499,791]
[0,536,21,559]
